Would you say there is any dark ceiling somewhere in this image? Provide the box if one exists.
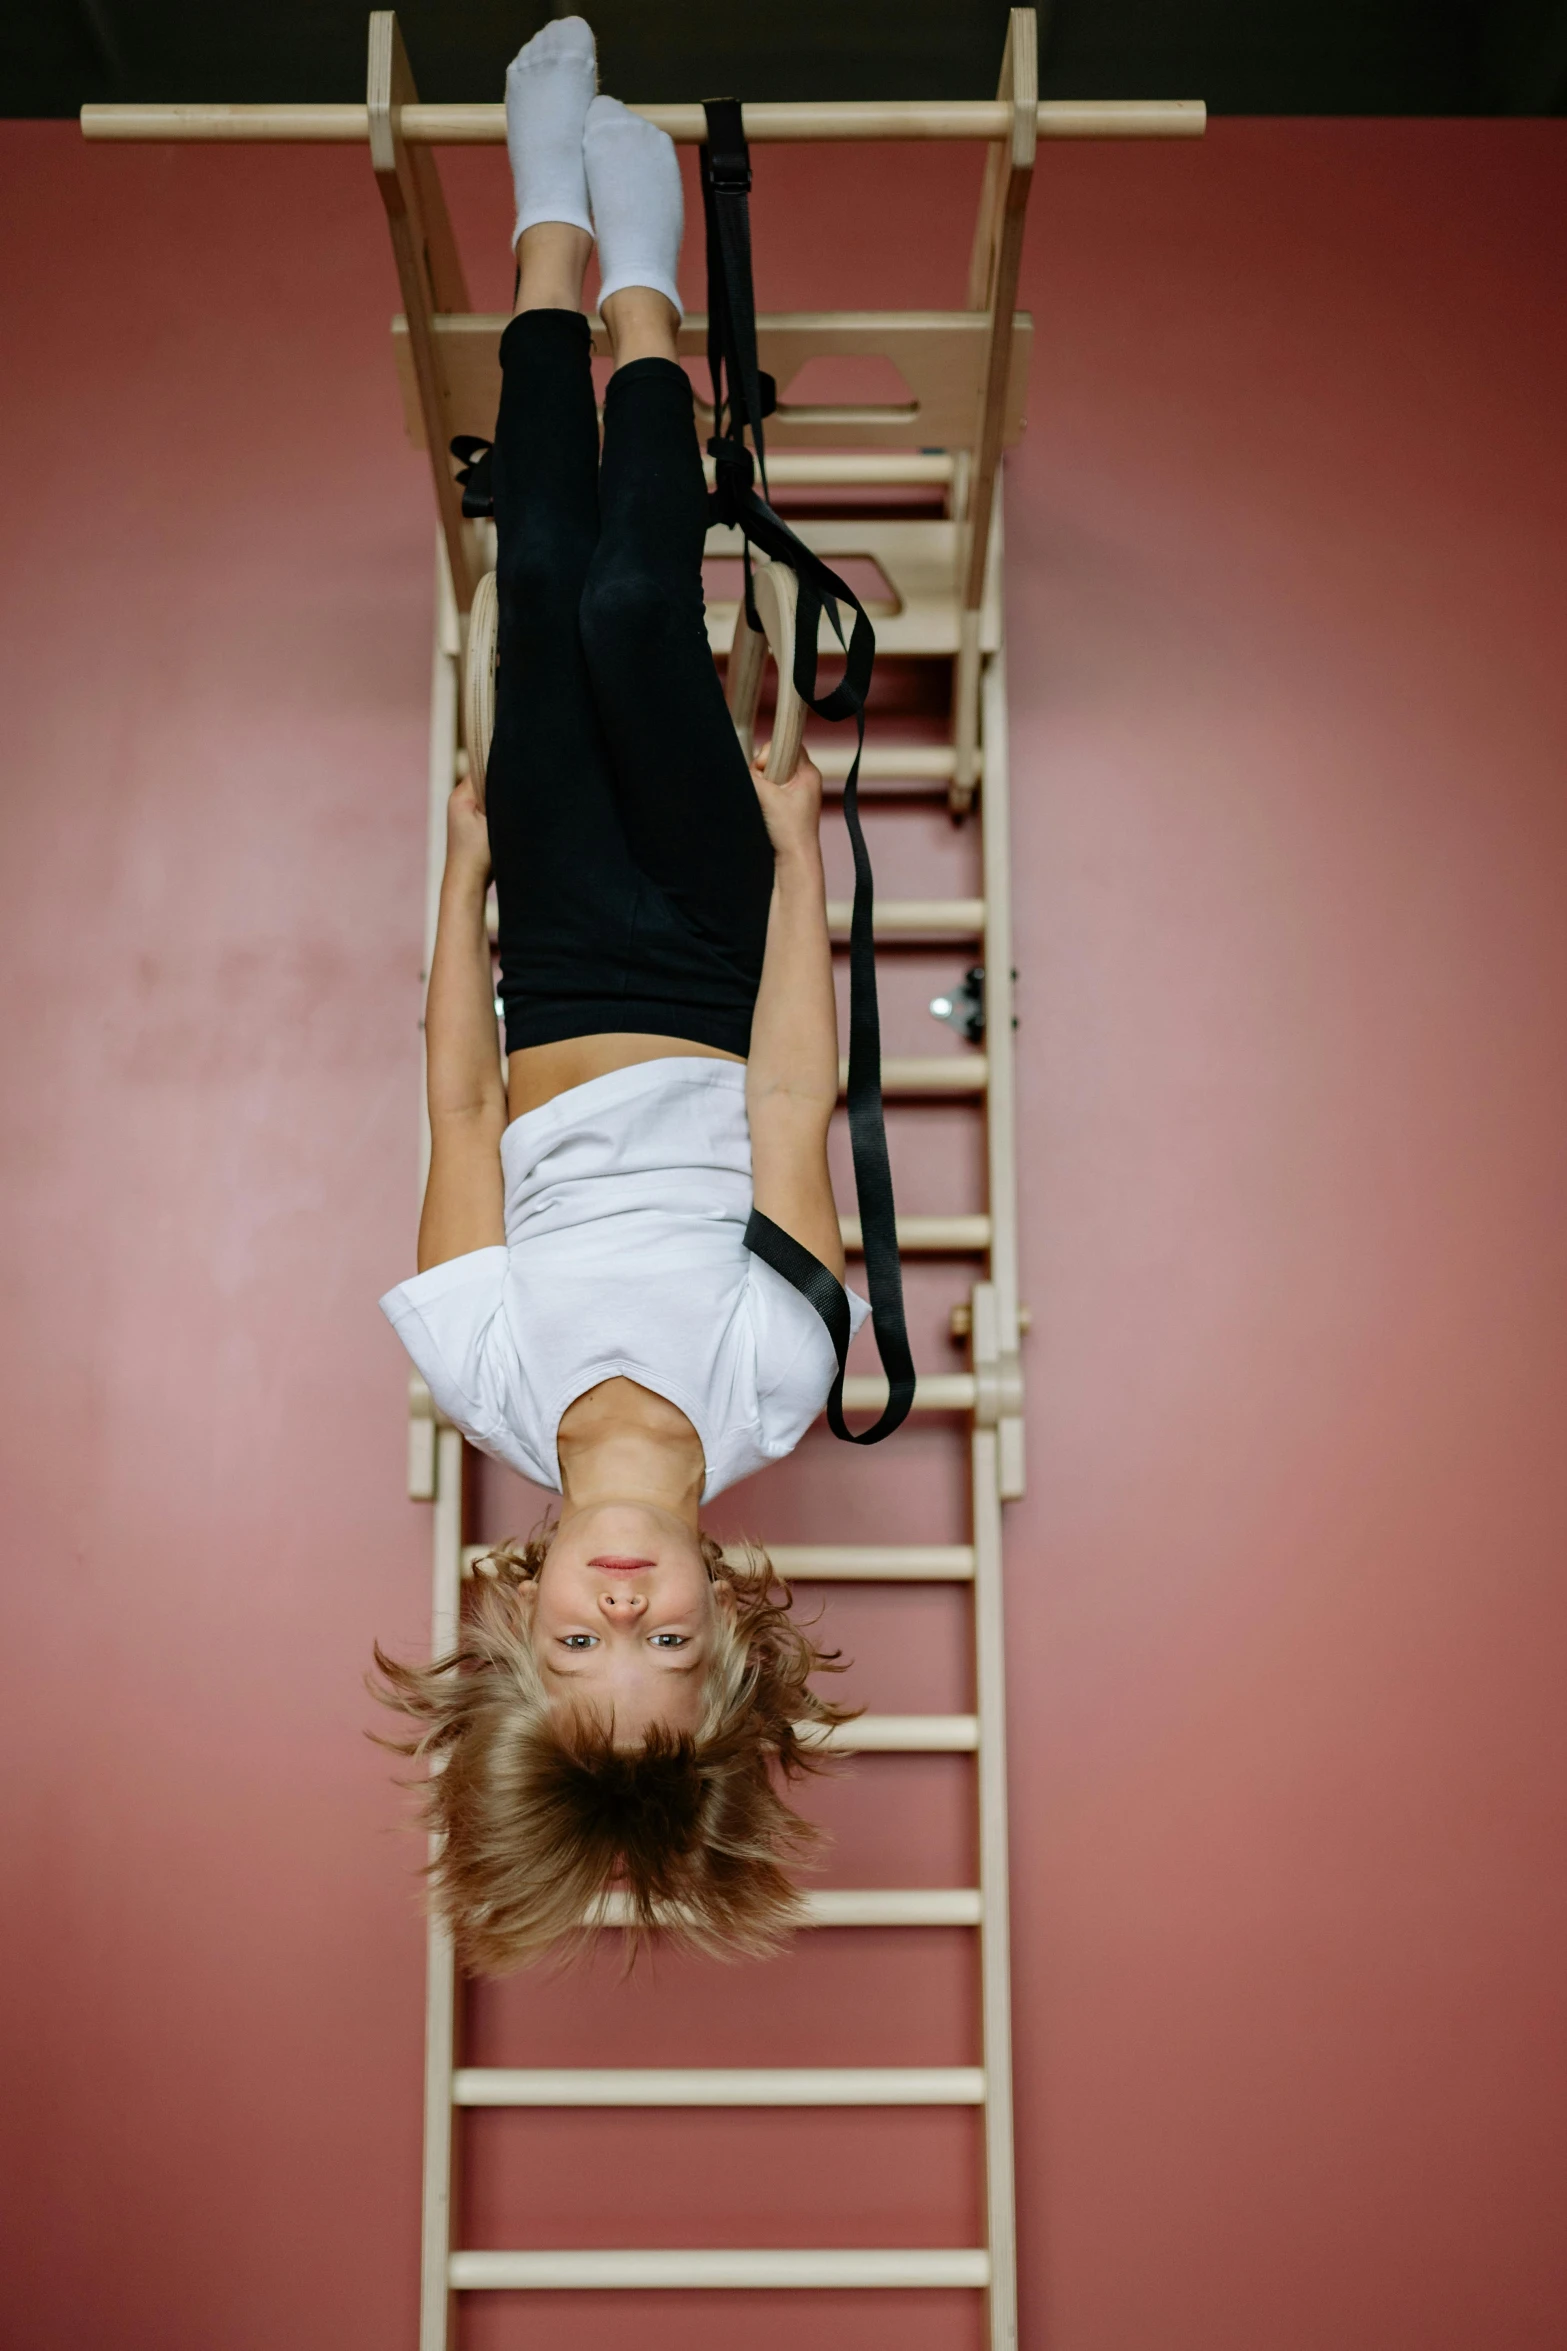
[8,0,1567,115]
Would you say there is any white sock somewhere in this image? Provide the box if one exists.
[584,95,685,318]
[506,16,597,245]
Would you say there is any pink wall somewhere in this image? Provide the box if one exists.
[3,112,1566,2351]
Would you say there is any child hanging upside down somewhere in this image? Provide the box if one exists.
[374,19,869,1970]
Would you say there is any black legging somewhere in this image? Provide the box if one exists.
[487,307,776,1058]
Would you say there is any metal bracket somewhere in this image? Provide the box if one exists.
[931,965,987,1044]
[968,1282,1026,1500]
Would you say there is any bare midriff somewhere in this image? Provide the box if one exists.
[507,1033,745,1119]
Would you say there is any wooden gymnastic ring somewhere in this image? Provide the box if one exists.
[725,560,806,783]
[462,569,499,809]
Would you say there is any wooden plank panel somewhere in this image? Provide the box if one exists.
[706,517,1001,656]
[392,311,1031,455]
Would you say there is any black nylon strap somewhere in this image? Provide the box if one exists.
[702,99,915,1445]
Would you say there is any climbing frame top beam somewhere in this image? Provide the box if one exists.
[81,97,1205,144]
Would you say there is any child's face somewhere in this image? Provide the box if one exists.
[531,1503,721,1746]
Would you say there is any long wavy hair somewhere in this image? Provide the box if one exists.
[372,1530,856,1971]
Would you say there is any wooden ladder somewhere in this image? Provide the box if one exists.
[83,21,1202,2346]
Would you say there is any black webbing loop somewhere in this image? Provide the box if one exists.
[702,98,914,1445]
[450,434,495,518]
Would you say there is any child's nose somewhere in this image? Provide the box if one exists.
[597,1588,647,1618]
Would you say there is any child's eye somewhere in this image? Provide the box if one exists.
[560,1633,599,1649]
[649,1633,689,1648]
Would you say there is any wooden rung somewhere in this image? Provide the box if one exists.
[827,898,984,938]
[453,2065,985,2107]
[816,744,969,784]
[842,1213,991,1253]
[474,1383,975,1438]
[475,747,967,819]
[804,1714,979,1753]
[707,451,955,488]
[762,1544,976,1581]
[83,97,1204,146]
[846,1055,987,1096]
[590,1887,981,1929]
[798,1887,984,1927]
[471,1542,979,1582]
[843,1373,975,1413]
[448,2246,992,2292]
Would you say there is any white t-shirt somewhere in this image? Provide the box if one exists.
[380,1058,870,1501]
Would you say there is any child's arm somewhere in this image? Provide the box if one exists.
[416,782,508,1273]
[745,748,847,1280]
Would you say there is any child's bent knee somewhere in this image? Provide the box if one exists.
[579,566,673,666]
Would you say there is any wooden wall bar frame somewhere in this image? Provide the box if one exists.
[76,23,1204,2350]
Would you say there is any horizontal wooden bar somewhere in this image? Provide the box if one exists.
[841,1372,974,1412]
[709,451,956,487]
[817,744,964,783]
[450,2246,992,2291]
[842,1213,992,1253]
[80,102,370,140]
[762,1544,976,1581]
[827,898,984,938]
[489,891,983,945]
[468,1542,979,1583]
[590,1886,981,1928]
[82,98,1204,146]
[805,1713,979,1752]
[846,1055,988,1095]
[809,1888,982,1926]
[453,2065,985,2107]
[494,912,986,960]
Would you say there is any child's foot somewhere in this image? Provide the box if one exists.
[584,95,684,318]
[506,16,597,246]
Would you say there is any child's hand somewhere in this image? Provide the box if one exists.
[444,776,491,888]
[750,743,823,863]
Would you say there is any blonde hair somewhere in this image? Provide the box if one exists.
[372,1530,855,1971]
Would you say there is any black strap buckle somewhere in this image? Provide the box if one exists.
[701,95,752,190]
